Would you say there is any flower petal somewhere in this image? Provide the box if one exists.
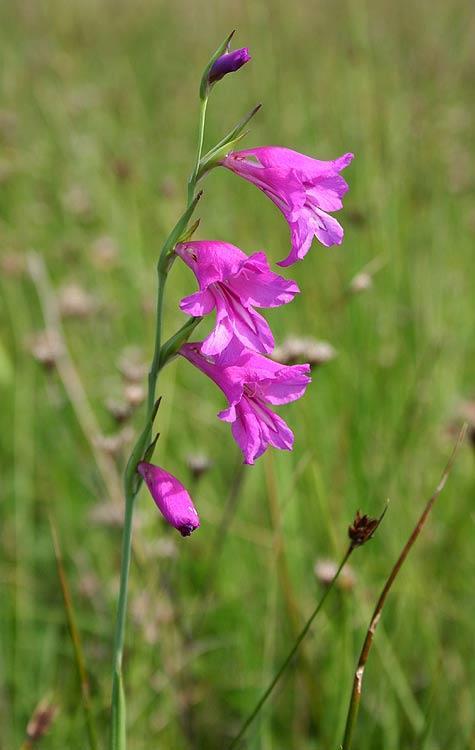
[218,404,236,422]
[231,400,266,464]
[180,289,215,316]
[228,251,299,307]
[278,215,315,266]
[223,156,306,217]
[213,286,274,355]
[230,147,353,180]
[265,410,294,451]
[313,208,344,247]
[232,398,294,463]
[176,241,245,289]
[306,173,349,212]
[260,364,311,405]
[180,342,244,406]
[200,295,234,356]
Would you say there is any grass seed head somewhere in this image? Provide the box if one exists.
[348,510,380,547]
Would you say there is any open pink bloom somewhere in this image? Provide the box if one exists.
[176,241,299,356]
[180,340,311,464]
[222,147,354,266]
[137,462,200,537]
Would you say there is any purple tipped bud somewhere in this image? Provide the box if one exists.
[138,462,200,537]
[208,48,251,84]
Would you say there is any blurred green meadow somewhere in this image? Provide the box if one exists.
[1,0,474,748]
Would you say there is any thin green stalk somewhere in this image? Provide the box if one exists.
[147,187,203,412]
[228,546,354,750]
[110,490,135,750]
[340,425,467,750]
[188,97,208,202]
[109,93,209,750]
[147,267,168,414]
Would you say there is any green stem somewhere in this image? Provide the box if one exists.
[188,97,208,203]
[147,267,168,415]
[121,191,204,501]
[110,489,135,750]
[109,93,209,750]
[228,546,354,750]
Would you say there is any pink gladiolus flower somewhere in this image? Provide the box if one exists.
[180,340,311,464]
[137,462,200,536]
[222,147,354,266]
[176,241,299,357]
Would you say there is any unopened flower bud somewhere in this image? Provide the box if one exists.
[208,47,251,84]
[138,462,200,537]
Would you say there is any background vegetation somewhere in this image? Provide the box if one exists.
[1,1,474,748]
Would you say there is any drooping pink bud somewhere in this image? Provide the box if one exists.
[137,462,200,537]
